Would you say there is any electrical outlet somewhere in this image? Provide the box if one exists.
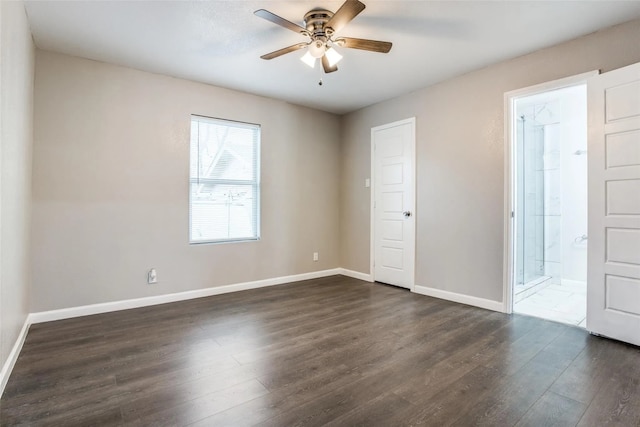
[313,252,319,262]
[147,268,157,284]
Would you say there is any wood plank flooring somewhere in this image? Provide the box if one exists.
[2,275,640,426]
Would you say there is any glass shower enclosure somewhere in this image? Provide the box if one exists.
[515,113,546,287]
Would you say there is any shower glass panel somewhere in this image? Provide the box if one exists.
[515,112,545,286]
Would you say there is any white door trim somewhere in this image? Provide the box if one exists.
[370,117,416,290]
[502,70,599,313]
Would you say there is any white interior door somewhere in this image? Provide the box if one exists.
[587,62,640,346]
[372,118,415,289]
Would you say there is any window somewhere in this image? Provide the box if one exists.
[189,115,260,244]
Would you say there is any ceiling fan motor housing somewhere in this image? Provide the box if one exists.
[304,9,335,41]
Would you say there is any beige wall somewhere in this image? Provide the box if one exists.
[31,51,340,312]
[340,19,640,303]
[0,2,34,371]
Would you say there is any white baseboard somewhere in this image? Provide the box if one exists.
[339,268,373,282]
[0,317,30,397]
[29,268,342,324]
[413,285,503,312]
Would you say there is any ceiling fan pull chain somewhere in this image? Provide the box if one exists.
[318,59,324,86]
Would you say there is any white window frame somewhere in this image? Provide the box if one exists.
[189,115,261,245]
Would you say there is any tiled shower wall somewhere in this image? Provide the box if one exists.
[542,120,562,283]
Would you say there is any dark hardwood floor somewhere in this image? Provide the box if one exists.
[2,275,639,426]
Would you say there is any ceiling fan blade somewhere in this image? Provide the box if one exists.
[260,43,308,60]
[334,37,392,53]
[254,9,308,35]
[326,0,366,33]
[322,55,338,73]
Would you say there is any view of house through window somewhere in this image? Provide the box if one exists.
[189,115,260,243]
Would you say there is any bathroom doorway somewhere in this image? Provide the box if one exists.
[506,74,593,327]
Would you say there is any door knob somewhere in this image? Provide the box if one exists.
[403,211,412,218]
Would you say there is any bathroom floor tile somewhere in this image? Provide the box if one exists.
[514,282,586,327]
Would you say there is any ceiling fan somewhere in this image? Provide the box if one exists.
[254,0,392,73]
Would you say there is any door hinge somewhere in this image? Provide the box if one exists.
[511,211,514,218]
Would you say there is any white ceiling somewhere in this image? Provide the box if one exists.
[24,1,640,114]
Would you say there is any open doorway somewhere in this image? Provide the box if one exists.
[507,76,592,327]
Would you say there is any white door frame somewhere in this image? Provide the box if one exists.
[502,71,598,313]
[370,117,416,290]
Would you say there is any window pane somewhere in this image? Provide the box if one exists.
[190,183,257,242]
[190,120,256,181]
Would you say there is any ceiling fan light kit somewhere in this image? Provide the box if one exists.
[308,39,326,58]
[300,51,317,68]
[324,47,343,67]
[255,0,392,74]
